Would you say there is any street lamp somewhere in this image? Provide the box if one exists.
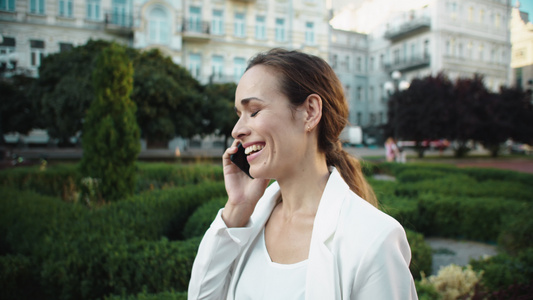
[384,70,410,141]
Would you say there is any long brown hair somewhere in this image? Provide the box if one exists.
[247,48,378,207]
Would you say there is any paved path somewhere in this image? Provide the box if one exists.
[425,238,498,276]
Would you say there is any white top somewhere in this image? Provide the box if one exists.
[234,227,307,300]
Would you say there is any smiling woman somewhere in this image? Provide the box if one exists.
[188,48,418,300]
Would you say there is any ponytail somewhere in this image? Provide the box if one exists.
[326,142,378,207]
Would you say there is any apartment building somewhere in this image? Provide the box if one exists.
[511,5,533,90]
[0,0,330,83]
[329,0,513,141]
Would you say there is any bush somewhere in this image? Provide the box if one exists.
[0,254,43,299]
[470,249,533,292]
[182,197,226,239]
[80,43,140,201]
[418,264,482,300]
[135,163,223,192]
[0,179,225,300]
[498,205,533,254]
[406,230,432,280]
[105,290,187,300]
[0,164,80,200]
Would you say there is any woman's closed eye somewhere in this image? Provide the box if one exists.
[251,110,260,117]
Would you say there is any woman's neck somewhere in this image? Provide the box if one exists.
[275,154,330,217]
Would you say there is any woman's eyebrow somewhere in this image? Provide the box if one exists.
[234,97,264,113]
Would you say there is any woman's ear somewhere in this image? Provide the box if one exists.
[304,94,322,132]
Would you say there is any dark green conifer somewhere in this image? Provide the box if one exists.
[80,43,140,201]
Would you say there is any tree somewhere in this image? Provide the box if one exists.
[80,43,140,201]
[131,49,204,147]
[35,40,112,146]
[450,75,490,157]
[202,83,238,148]
[499,86,533,146]
[0,75,39,145]
[385,73,454,157]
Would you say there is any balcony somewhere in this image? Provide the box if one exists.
[104,11,133,37]
[384,16,431,41]
[182,20,211,42]
[384,55,431,73]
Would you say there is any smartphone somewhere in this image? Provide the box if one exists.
[230,144,253,179]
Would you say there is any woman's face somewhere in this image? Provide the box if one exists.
[232,65,308,180]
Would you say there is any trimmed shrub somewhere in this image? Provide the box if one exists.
[470,249,533,293]
[498,205,533,254]
[182,197,226,239]
[0,164,80,200]
[406,229,432,280]
[0,254,44,299]
[135,163,223,192]
[105,290,187,300]
[80,43,140,201]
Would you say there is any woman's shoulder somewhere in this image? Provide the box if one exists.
[338,191,405,240]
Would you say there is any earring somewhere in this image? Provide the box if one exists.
[307,126,311,132]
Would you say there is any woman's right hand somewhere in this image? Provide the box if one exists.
[221,140,270,228]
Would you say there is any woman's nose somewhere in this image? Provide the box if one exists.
[232,117,250,140]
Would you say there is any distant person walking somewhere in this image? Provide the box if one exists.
[385,137,399,162]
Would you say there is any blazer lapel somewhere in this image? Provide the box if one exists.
[306,168,349,300]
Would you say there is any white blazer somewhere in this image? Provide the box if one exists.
[188,168,418,300]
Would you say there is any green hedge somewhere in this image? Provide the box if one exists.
[406,230,432,281]
[374,162,533,295]
[105,290,187,300]
[0,163,224,201]
[0,178,225,300]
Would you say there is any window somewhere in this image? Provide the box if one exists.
[59,0,73,17]
[369,86,374,101]
[467,41,473,58]
[87,0,100,20]
[30,0,45,14]
[369,56,374,71]
[305,22,315,45]
[212,55,224,81]
[356,112,362,125]
[234,13,245,37]
[30,39,45,67]
[255,16,266,40]
[423,40,429,58]
[148,7,169,44]
[393,49,400,64]
[495,13,501,28]
[345,56,350,71]
[468,7,473,22]
[479,9,484,24]
[188,6,202,32]
[233,57,246,82]
[379,54,384,68]
[0,37,16,67]
[331,54,337,68]
[356,56,361,71]
[275,18,285,42]
[59,42,73,52]
[212,10,224,35]
[1,0,15,11]
[479,44,484,61]
[188,53,201,79]
[111,0,129,26]
[356,86,362,101]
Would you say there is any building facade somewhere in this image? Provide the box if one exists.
[0,0,330,83]
[329,0,513,143]
[511,5,533,91]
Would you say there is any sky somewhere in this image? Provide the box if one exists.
[518,0,533,18]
